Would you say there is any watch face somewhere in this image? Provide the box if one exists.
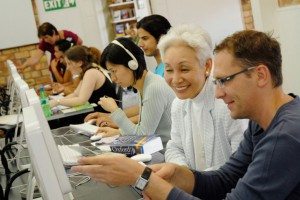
[136,178,148,190]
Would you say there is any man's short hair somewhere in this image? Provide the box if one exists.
[214,30,282,87]
[38,22,58,38]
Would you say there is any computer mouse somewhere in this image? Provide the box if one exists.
[86,119,96,125]
[130,154,152,162]
[90,134,102,141]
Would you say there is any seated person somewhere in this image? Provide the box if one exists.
[91,38,175,146]
[160,25,245,171]
[137,14,171,77]
[50,39,73,84]
[51,46,103,96]
[49,45,118,113]
[72,30,300,200]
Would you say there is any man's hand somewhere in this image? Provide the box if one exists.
[150,163,195,194]
[72,154,144,186]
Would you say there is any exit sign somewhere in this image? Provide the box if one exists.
[43,0,76,12]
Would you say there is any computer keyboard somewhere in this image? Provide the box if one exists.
[69,123,99,136]
[58,145,82,166]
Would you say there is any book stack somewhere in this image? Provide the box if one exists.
[109,135,163,156]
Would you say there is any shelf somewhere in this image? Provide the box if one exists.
[109,1,135,10]
[112,17,137,24]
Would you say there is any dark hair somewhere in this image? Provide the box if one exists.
[137,15,171,42]
[38,22,58,38]
[55,39,73,53]
[100,37,146,81]
[214,30,282,87]
[65,45,94,76]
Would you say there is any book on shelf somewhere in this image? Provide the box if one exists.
[112,0,123,4]
[115,24,125,37]
[113,10,121,21]
[108,135,163,156]
[121,8,134,19]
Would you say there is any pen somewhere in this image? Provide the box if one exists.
[104,95,122,102]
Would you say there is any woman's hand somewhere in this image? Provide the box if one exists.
[84,112,101,122]
[97,127,120,137]
[96,115,118,128]
[49,99,59,108]
[98,97,118,113]
[52,83,64,94]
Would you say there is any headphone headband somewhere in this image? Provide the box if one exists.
[111,40,138,70]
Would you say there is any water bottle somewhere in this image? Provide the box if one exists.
[39,85,52,117]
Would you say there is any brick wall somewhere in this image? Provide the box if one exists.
[241,0,254,30]
[278,0,300,7]
[0,0,255,87]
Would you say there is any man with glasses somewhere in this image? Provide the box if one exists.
[72,30,300,199]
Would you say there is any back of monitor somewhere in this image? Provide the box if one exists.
[23,106,73,200]
[24,89,73,198]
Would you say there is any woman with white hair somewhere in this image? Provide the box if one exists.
[159,24,246,170]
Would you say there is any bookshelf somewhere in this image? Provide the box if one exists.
[108,0,138,37]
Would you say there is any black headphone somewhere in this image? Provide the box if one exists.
[111,40,138,70]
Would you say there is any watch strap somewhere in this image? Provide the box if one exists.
[141,166,152,180]
[134,166,152,191]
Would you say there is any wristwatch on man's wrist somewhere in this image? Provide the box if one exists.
[134,166,152,191]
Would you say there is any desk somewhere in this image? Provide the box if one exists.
[52,126,164,200]
[3,127,164,200]
[47,107,94,122]
[47,107,94,129]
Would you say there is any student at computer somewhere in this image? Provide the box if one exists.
[49,45,118,113]
[50,39,73,84]
[160,25,245,171]
[137,14,171,77]
[17,22,82,79]
[50,44,103,96]
[73,30,300,200]
[94,37,175,146]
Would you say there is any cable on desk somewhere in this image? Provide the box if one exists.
[68,172,91,188]
[53,129,75,137]
[0,182,3,199]
[8,183,27,190]
[4,168,30,200]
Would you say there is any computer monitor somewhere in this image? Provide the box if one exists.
[6,59,21,82]
[14,78,29,108]
[24,89,73,200]
[10,78,29,142]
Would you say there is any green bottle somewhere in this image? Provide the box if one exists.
[39,85,52,117]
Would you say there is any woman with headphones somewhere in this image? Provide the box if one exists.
[94,37,175,147]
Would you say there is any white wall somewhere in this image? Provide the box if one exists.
[0,0,38,49]
[150,0,244,45]
[35,0,108,51]
[277,6,300,94]
[251,0,300,94]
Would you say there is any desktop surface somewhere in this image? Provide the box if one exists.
[3,126,164,200]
